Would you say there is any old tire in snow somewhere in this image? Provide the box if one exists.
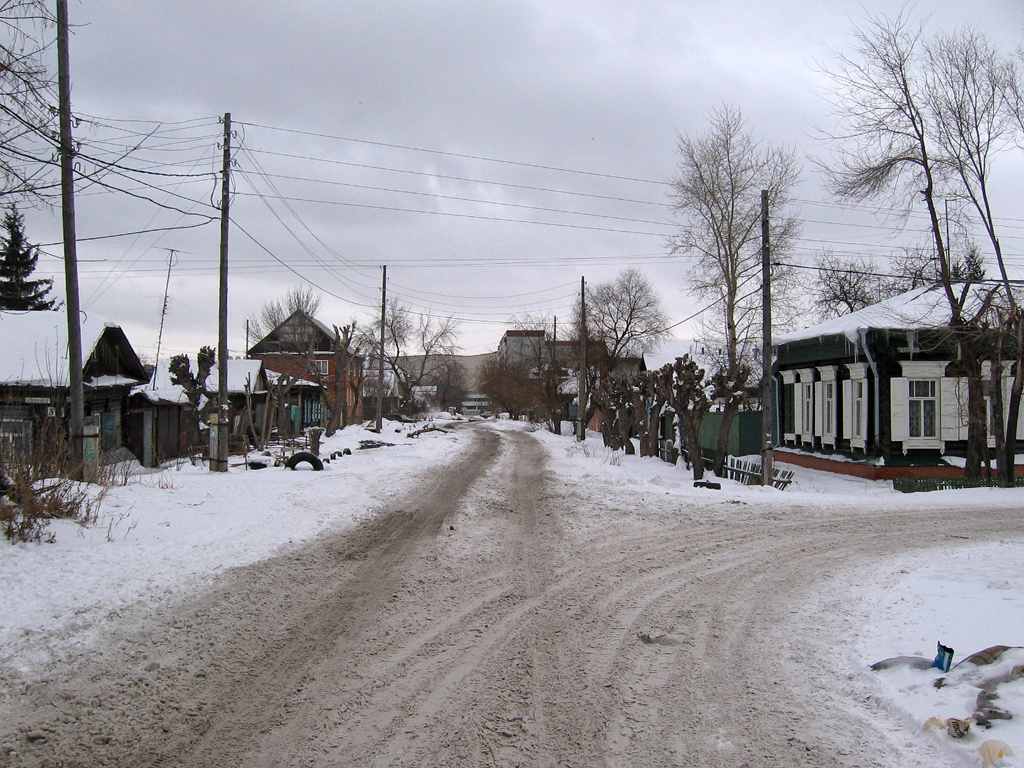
[285,451,324,471]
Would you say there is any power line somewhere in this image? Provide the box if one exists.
[230,190,671,237]
[239,120,665,185]
[233,168,672,226]
[242,147,667,206]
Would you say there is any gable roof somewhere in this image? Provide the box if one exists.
[247,309,336,355]
[0,310,146,388]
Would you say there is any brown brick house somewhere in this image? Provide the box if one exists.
[247,310,363,428]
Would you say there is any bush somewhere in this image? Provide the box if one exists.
[0,415,104,544]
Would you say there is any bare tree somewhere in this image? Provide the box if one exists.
[669,104,800,475]
[428,357,467,411]
[927,27,1024,483]
[818,11,959,307]
[325,322,359,436]
[0,1,56,200]
[813,239,986,321]
[246,285,322,344]
[478,354,538,419]
[358,299,460,415]
[813,252,894,320]
[584,269,670,363]
[821,12,1023,480]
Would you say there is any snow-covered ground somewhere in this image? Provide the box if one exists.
[2,416,1022,766]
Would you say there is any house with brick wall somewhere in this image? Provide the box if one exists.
[247,310,363,429]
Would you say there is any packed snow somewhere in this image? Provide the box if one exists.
[1,415,1022,766]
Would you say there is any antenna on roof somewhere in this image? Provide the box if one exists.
[151,249,180,388]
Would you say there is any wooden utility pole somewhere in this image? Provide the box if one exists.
[760,189,773,487]
[212,113,231,472]
[56,0,84,477]
[577,277,587,441]
[375,265,386,432]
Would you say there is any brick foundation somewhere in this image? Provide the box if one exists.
[773,450,978,481]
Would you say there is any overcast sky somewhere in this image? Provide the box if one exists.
[17,0,1024,359]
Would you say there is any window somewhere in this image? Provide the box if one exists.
[908,380,937,438]
[314,359,329,376]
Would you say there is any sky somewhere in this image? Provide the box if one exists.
[12,0,1024,360]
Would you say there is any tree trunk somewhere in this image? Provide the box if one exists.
[681,414,705,480]
[712,399,740,476]
[962,347,986,481]
[1002,352,1024,486]
[618,403,635,455]
[991,359,1006,485]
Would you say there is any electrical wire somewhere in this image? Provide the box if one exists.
[238,120,665,185]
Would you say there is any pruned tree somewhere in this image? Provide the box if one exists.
[669,104,800,475]
[654,356,713,480]
[168,346,216,451]
[0,205,54,310]
[584,269,670,364]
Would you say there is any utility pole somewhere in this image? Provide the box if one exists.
[211,113,231,472]
[580,279,587,440]
[56,0,84,477]
[375,265,386,433]
[760,189,773,487]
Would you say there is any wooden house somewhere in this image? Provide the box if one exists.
[0,311,147,458]
[772,284,1022,476]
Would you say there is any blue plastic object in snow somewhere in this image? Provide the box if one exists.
[931,642,954,672]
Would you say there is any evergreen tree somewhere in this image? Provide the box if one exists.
[0,206,55,311]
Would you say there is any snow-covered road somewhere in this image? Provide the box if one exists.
[1,419,1023,767]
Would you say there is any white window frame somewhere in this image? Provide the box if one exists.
[854,380,866,440]
[893,360,949,452]
[780,369,798,443]
[313,358,329,376]
[843,362,869,451]
[796,368,816,446]
[817,365,838,448]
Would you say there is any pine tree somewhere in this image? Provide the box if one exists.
[0,206,55,311]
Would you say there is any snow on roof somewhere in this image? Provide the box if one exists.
[210,358,266,394]
[559,374,578,396]
[0,310,119,387]
[137,357,267,403]
[86,375,144,389]
[134,359,188,404]
[264,369,318,388]
[774,284,960,346]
